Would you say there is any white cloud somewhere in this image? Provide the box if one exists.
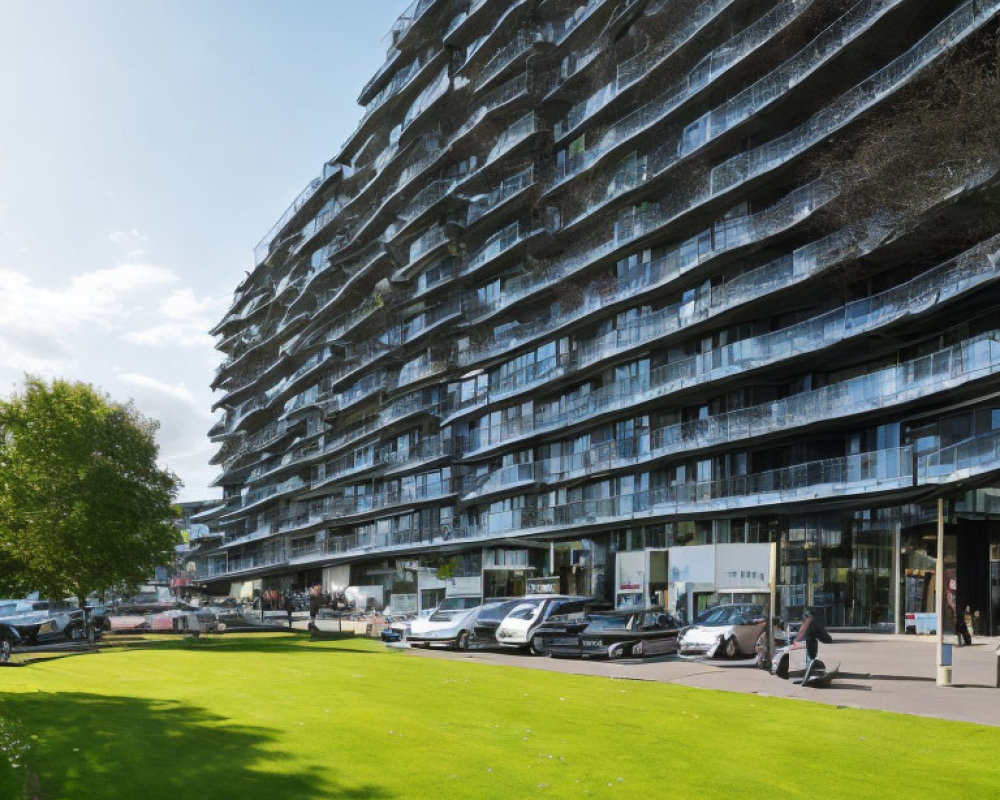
[118,371,200,406]
[108,228,148,245]
[123,288,229,348]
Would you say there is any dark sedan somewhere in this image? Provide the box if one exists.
[533,608,682,659]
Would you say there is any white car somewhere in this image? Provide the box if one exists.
[494,596,590,654]
[408,602,484,650]
[676,603,767,658]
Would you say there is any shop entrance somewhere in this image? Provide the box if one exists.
[956,519,996,636]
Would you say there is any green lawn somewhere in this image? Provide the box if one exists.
[1,634,998,799]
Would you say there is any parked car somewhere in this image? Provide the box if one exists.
[83,598,110,632]
[495,596,592,654]
[471,598,527,644]
[407,601,493,650]
[534,607,682,659]
[380,614,415,643]
[676,603,767,658]
[0,599,86,644]
[0,620,22,662]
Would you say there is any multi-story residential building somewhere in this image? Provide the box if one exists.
[195,0,1000,633]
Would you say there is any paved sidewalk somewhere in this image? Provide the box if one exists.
[402,633,1000,727]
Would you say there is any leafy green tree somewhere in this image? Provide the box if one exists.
[0,376,180,605]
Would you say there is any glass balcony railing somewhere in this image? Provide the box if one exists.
[484,113,540,166]
[401,294,462,344]
[554,0,613,45]
[464,332,1000,491]
[457,233,1000,451]
[324,480,455,520]
[407,224,450,265]
[711,0,1000,193]
[455,447,912,538]
[615,0,735,91]
[459,180,835,365]
[400,178,458,224]
[462,221,526,277]
[326,523,469,558]
[467,166,535,224]
[556,0,801,143]
[253,177,323,266]
[553,0,903,192]
[476,28,549,90]
[919,429,1000,485]
[393,355,448,390]
[402,66,450,131]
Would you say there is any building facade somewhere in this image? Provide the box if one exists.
[195,0,1000,632]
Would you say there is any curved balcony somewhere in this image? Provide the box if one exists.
[252,177,323,267]
[710,0,1000,193]
[554,0,616,48]
[462,220,545,280]
[459,180,836,363]
[466,165,536,228]
[444,0,490,45]
[392,354,450,393]
[322,480,456,522]
[454,233,1000,449]
[220,475,308,520]
[475,28,552,92]
[456,1,532,79]
[554,0,778,144]
[447,70,532,157]
[461,447,915,540]
[463,332,1000,497]
[307,435,449,496]
[550,0,907,197]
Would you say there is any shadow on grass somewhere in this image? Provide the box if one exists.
[1,691,392,800]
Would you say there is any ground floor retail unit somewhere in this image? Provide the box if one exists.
[208,490,1000,635]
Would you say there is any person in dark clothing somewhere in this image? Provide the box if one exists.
[955,606,973,646]
[794,609,832,666]
[309,585,322,624]
[284,593,295,628]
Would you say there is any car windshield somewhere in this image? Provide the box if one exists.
[585,614,631,631]
[437,597,481,611]
[477,600,521,622]
[507,601,542,621]
[698,605,761,626]
[548,600,588,618]
[430,605,476,622]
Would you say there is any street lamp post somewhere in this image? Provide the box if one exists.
[936,497,952,686]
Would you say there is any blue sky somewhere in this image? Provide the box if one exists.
[0,1,409,500]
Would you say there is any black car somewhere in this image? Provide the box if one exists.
[534,608,682,659]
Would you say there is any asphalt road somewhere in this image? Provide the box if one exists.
[394,633,1000,727]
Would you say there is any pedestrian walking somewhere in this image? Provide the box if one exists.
[309,585,322,624]
[794,609,832,666]
[284,592,295,628]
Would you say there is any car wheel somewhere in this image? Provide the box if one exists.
[723,636,739,659]
[1,639,11,663]
[529,636,546,656]
[456,631,470,651]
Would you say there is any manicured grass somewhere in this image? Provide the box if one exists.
[1,634,998,799]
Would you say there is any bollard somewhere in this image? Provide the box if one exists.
[996,645,1000,689]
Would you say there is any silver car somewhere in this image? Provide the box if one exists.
[676,603,766,658]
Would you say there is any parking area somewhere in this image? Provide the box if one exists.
[396,633,1000,727]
